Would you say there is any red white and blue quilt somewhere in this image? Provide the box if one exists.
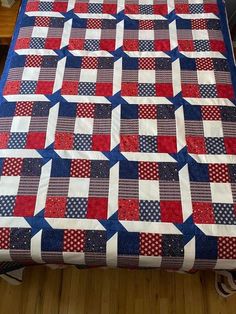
[0,0,236,273]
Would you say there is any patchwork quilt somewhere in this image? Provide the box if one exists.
[0,0,236,274]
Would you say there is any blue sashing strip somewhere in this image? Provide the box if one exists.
[0,0,28,100]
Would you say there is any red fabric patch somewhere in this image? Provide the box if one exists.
[192,202,215,224]
[120,135,139,152]
[25,55,43,67]
[153,4,167,15]
[140,233,162,256]
[157,136,177,153]
[0,133,9,149]
[87,197,108,219]
[61,81,79,95]
[26,2,39,11]
[53,2,68,12]
[139,104,157,119]
[224,138,236,154]
[45,197,67,218]
[87,19,102,29]
[196,58,214,70]
[204,4,218,14]
[123,39,139,51]
[74,3,88,13]
[76,103,95,118]
[118,199,139,220]
[201,106,221,120]
[155,83,173,97]
[92,134,110,151]
[154,40,170,51]
[125,4,139,14]
[64,230,85,252]
[178,40,194,51]
[54,133,73,150]
[121,83,138,96]
[186,136,206,154]
[70,159,91,178]
[139,58,155,70]
[191,19,207,30]
[15,101,34,116]
[15,38,30,49]
[3,81,20,95]
[102,4,117,14]
[35,17,50,27]
[100,39,115,51]
[175,4,189,14]
[182,84,200,97]
[96,83,113,96]
[82,57,98,69]
[36,81,54,94]
[138,161,159,180]
[217,84,234,99]
[26,132,46,149]
[14,196,36,217]
[210,40,225,52]
[0,228,10,250]
[45,38,61,49]
[68,39,84,50]
[160,201,183,223]
[2,158,23,176]
[218,237,236,259]
[208,164,230,183]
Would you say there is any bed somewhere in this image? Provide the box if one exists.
[0,0,236,293]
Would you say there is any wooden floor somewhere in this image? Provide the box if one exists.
[0,266,235,314]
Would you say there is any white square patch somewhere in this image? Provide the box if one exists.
[139,180,160,200]
[139,119,157,136]
[210,183,233,204]
[32,27,48,38]
[0,176,20,196]
[192,29,209,40]
[11,116,31,133]
[138,70,155,83]
[74,118,94,134]
[85,29,101,39]
[22,67,40,81]
[68,178,90,198]
[139,30,154,40]
[197,70,216,85]
[80,69,97,82]
[203,121,223,137]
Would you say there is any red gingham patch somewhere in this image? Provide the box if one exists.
[193,202,215,224]
[70,159,91,178]
[15,101,34,116]
[208,164,230,183]
[139,105,157,119]
[201,106,221,120]
[140,233,162,256]
[218,237,236,259]
[25,55,43,67]
[35,16,50,27]
[64,230,85,252]
[139,58,155,70]
[81,57,98,69]
[76,103,95,118]
[196,58,214,70]
[87,19,102,29]
[0,228,10,250]
[138,162,159,180]
[2,158,23,176]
